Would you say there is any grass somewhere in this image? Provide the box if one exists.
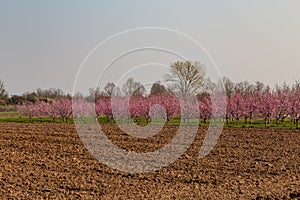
[0,112,298,129]
[222,118,298,129]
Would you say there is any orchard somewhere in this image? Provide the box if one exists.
[16,83,300,128]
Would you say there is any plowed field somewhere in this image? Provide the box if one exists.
[0,123,299,199]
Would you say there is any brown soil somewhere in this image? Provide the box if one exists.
[0,123,299,199]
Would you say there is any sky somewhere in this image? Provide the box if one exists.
[1,0,300,95]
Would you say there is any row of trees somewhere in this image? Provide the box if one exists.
[226,83,300,128]
[2,60,300,128]
[1,78,148,105]
[17,99,72,123]
[16,82,300,128]
[16,94,197,124]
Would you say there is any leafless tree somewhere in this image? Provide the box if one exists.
[0,80,8,105]
[102,82,120,97]
[221,76,235,97]
[122,78,146,96]
[163,61,205,96]
[0,80,7,97]
[86,86,102,101]
[36,88,65,99]
[255,81,266,92]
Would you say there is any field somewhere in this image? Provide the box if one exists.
[0,123,299,199]
[0,111,22,118]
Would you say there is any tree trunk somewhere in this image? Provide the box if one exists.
[264,118,267,128]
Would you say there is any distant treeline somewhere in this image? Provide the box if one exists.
[0,77,299,106]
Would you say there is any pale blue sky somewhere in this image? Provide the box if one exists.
[1,0,299,95]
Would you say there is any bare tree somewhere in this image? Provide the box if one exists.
[122,78,135,95]
[234,81,251,95]
[221,76,235,97]
[203,77,217,93]
[36,88,65,99]
[255,81,265,92]
[0,80,7,97]
[73,92,84,99]
[0,80,8,105]
[86,86,102,102]
[122,78,146,96]
[163,61,205,96]
[102,82,119,97]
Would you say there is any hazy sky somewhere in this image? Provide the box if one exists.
[1,0,299,95]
